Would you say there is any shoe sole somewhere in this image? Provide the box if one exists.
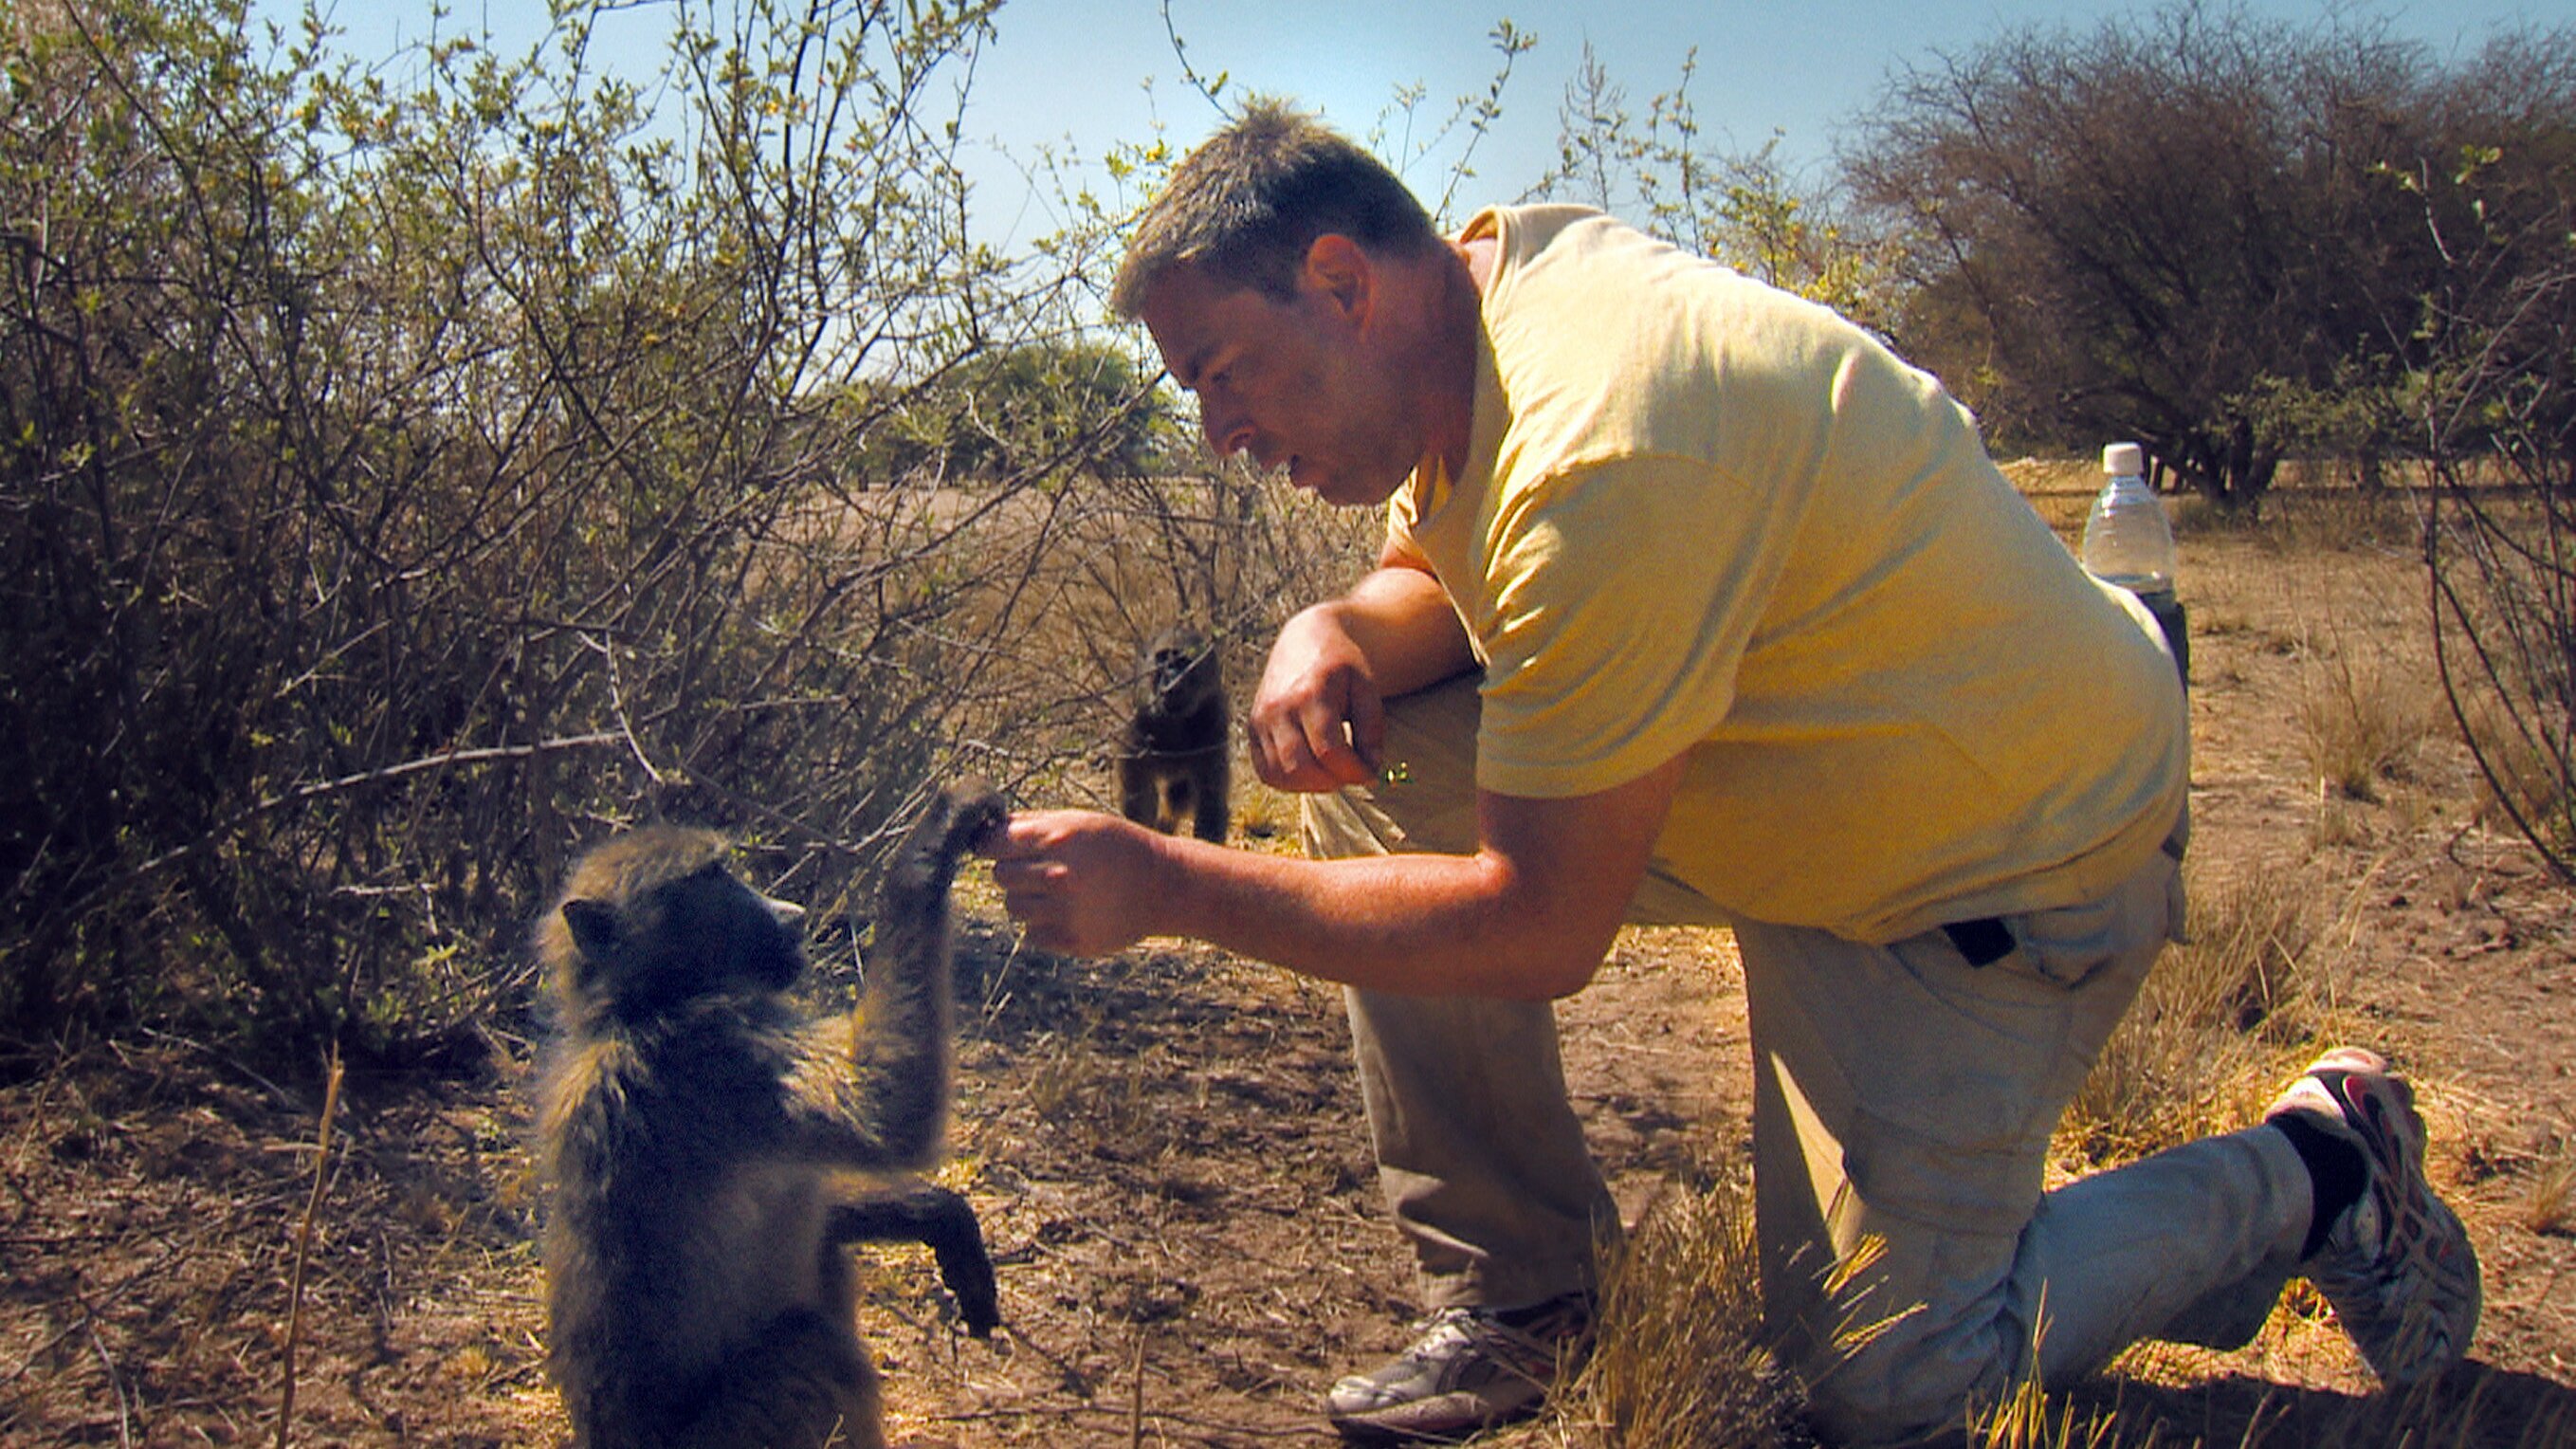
[1329,1403,1543,1447]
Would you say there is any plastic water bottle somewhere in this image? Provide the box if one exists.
[2080,442,2188,684]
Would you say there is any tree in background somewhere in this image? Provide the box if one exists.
[2406,33,2576,879]
[1523,44,1895,331]
[859,338,1182,484]
[1838,2,2529,510]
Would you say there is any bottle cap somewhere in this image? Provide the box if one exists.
[2103,442,2145,475]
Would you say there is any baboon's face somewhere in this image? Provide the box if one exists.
[564,862,808,1015]
[1149,637,1215,706]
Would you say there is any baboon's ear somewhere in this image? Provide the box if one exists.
[561,898,625,963]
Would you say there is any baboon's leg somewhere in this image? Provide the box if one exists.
[1192,754,1231,843]
[1160,770,1199,837]
[829,1184,1001,1336]
[1119,754,1160,830]
[676,1307,881,1449]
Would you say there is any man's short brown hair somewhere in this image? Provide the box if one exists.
[1109,97,1443,318]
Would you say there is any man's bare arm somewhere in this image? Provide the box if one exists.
[989,754,1686,1000]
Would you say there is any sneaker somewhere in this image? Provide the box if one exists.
[1325,1294,1593,1443]
[2265,1047,2481,1384]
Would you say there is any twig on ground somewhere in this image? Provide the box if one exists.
[276,1047,345,1449]
[84,1313,132,1448]
[1130,1321,1148,1449]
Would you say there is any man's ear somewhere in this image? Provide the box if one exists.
[1302,233,1373,320]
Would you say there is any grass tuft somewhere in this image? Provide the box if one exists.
[2060,868,2329,1168]
[2524,1142,2576,1238]
[2293,628,2439,804]
[2459,692,2576,852]
[1974,1374,2164,1449]
[1508,1169,1806,1449]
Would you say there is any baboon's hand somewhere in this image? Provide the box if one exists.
[886,779,1007,909]
[933,778,1009,856]
[828,1186,1001,1337]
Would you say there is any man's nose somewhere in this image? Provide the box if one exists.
[1199,398,1251,457]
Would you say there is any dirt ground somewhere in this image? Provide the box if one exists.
[4,499,2572,1446]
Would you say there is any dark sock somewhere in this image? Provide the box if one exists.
[1494,1293,1589,1330]
[2272,1115,2367,1258]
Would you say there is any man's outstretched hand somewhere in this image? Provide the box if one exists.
[984,809,1167,958]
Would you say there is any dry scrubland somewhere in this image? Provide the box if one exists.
[3,468,2572,1447]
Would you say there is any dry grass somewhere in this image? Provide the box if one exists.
[1501,1170,1805,1449]
[2460,691,2576,850]
[2525,1143,2576,1238]
[2292,623,2442,805]
[1971,1376,2166,1449]
[2058,867,2332,1170]
[2167,481,2422,558]
[2168,492,2452,810]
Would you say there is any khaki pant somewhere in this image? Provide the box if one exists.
[1306,674,2310,1447]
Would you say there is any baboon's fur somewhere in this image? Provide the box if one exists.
[1118,626,1231,843]
[829,1183,999,1338]
[533,781,1005,1449]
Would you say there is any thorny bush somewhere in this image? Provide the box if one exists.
[0,0,1369,1072]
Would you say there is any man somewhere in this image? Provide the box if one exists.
[985,100,2480,1446]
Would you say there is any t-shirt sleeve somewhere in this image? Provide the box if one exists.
[1381,496,1435,575]
[1471,453,1785,798]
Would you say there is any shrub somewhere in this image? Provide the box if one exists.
[0,0,1370,1070]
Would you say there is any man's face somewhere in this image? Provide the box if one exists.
[1138,254,1419,508]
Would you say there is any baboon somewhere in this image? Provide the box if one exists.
[1118,625,1230,843]
[533,780,1007,1449]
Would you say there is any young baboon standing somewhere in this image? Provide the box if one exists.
[1118,625,1231,843]
[532,780,1006,1449]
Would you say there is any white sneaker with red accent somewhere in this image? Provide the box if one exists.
[2266,1047,2481,1385]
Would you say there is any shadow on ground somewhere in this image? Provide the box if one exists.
[2068,1360,2574,1447]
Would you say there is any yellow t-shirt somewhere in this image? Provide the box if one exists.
[1389,205,2187,943]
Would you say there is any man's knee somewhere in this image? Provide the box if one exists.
[1795,1315,2019,1448]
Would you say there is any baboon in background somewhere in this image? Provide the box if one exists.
[532,780,1006,1449]
[1118,625,1230,843]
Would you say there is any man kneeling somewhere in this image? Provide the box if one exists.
[986,101,2479,1445]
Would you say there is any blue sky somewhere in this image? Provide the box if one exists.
[269,0,2548,247]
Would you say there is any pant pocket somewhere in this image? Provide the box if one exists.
[2002,892,2129,990]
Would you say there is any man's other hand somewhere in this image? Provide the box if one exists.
[1250,605,1387,792]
